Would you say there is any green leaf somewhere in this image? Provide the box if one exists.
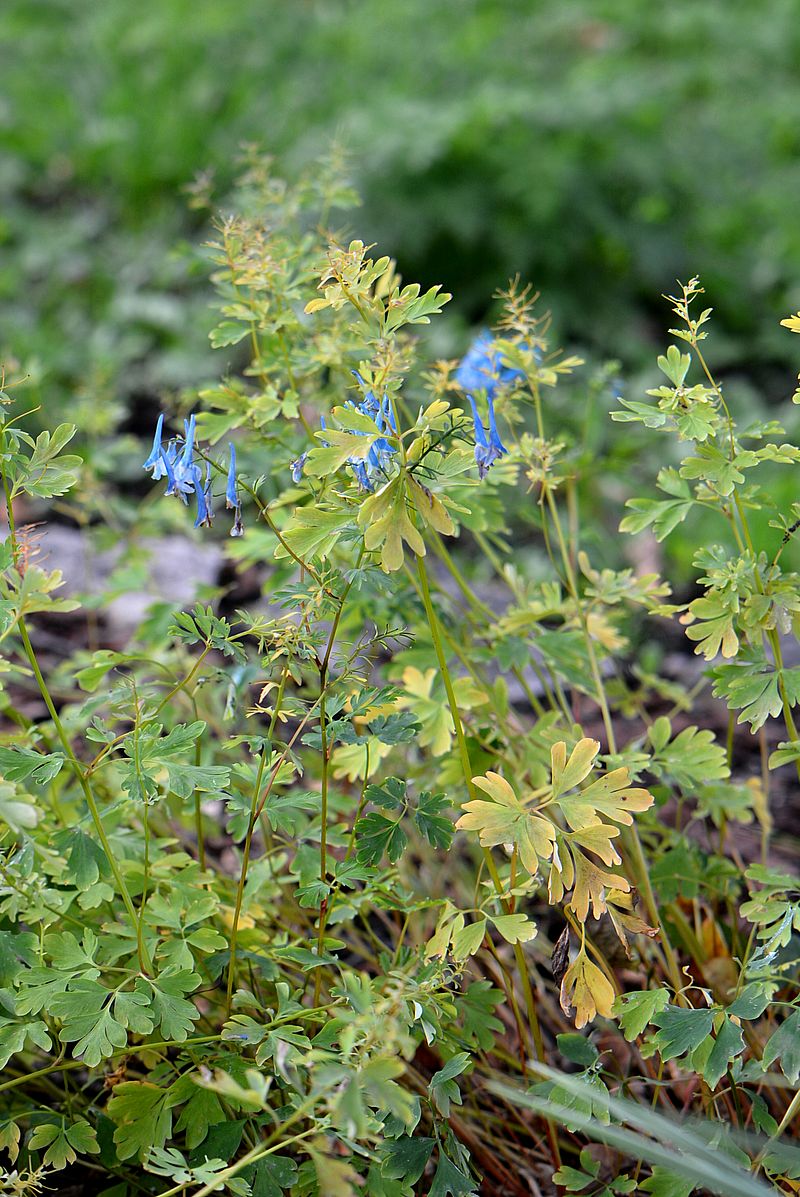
[141,971,200,1041]
[381,1137,435,1186]
[489,912,537,944]
[651,1007,715,1063]
[763,1009,800,1083]
[28,1117,99,1170]
[354,809,408,866]
[450,918,486,960]
[613,989,670,1041]
[0,746,64,784]
[641,1167,696,1197]
[459,982,504,1052]
[0,783,38,831]
[557,1033,600,1068]
[657,346,691,386]
[247,1154,299,1197]
[107,1081,177,1161]
[648,724,729,790]
[428,1152,478,1197]
[429,1053,470,1117]
[711,664,782,730]
[700,1016,744,1089]
[552,1164,598,1192]
[727,982,775,1020]
[174,1083,225,1151]
[16,424,81,499]
[0,1016,52,1069]
[278,504,352,561]
[49,979,154,1065]
[414,790,454,850]
[56,828,109,890]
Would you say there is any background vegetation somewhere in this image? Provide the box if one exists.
[6,0,800,419]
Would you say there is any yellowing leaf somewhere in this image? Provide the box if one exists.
[359,477,425,571]
[557,766,654,831]
[331,738,391,781]
[407,476,455,537]
[606,889,658,956]
[568,824,622,867]
[586,610,628,652]
[560,951,616,1029]
[396,667,484,756]
[550,739,600,799]
[571,852,630,922]
[457,771,556,874]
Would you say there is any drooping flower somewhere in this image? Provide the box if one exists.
[467,394,507,478]
[143,413,242,536]
[225,443,238,509]
[290,452,307,483]
[193,461,214,529]
[486,394,508,460]
[455,331,525,398]
[142,413,165,472]
[456,333,519,479]
[348,374,396,491]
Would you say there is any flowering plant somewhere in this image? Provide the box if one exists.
[0,155,799,1196]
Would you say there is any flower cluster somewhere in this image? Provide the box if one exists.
[143,414,243,536]
[456,332,520,478]
[290,373,397,492]
[348,372,397,491]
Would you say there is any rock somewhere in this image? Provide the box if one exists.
[34,523,224,635]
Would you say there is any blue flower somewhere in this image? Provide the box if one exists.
[456,334,517,479]
[348,374,396,490]
[193,461,214,529]
[455,331,525,398]
[467,394,507,478]
[143,412,243,536]
[486,395,508,459]
[226,443,238,509]
[143,414,165,472]
[153,414,196,503]
[290,452,307,483]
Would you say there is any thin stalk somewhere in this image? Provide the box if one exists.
[539,482,685,996]
[313,550,363,1003]
[226,745,269,1016]
[415,552,559,1169]
[17,617,151,972]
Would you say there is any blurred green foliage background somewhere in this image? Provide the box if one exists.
[4,0,800,420]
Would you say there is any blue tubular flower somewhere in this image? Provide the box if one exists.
[160,447,179,496]
[455,331,526,398]
[467,393,508,479]
[225,443,238,509]
[351,460,372,491]
[290,452,307,483]
[381,394,397,433]
[164,414,197,502]
[192,463,213,529]
[143,414,165,472]
[486,395,508,460]
[145,410,243,536]
[342,377,396,490]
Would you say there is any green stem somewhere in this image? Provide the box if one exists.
[542,454,684,997]
[415,553,552,1078]
[226,746,269,1016]
[18,616,151,973]
[313,550,363,1003]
